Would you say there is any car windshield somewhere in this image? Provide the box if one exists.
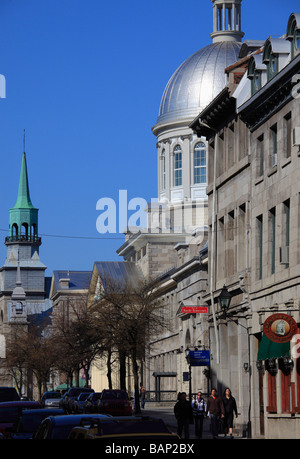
[0,389,19,402]
[69,389,92,397]
[78,393,90,401]
[45,393,61,399]
[0,407,19,423]
[102,391,128,400]
[17,413,49,433]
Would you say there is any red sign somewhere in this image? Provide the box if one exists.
[182,307,208,314]
[263,313,298,343]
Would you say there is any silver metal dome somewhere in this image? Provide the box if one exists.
[156,41,242,126]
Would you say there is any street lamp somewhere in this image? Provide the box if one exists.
[218,284,252,438]
[218,285,232,318]
[185,347,192,403]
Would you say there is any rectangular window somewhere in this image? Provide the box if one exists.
[257,215,263,280]
[283,199,290,267]
[284,112,292,158]
[257,134,264,177]
[267,371,277,413]
[270,207,276,275]
[237,204,246,271]
[271,124,277,167]
[227,210,235,276]
[217,133,224,177]
[227,124,235,169]
[217,217,225,281]
[280,361,292,413]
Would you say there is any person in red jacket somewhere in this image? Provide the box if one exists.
[206,388,225,439]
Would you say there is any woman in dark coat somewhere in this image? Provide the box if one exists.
[222,388,238,438]
[174,392,193,439]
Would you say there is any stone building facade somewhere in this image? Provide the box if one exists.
[190,11,300,439]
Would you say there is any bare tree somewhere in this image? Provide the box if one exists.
[92,275,169,414]
[52,296,105,388]
[4,320,58,400]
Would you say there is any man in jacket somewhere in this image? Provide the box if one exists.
[206,388,225,438]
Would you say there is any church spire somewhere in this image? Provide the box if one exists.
[12,151,35,210]
[7,141,39,243]
[210,0,244,43]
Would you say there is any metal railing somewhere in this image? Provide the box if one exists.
[5,235,41,244]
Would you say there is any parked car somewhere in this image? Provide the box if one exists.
[71,392,91,413]
[68,416,180,440]
[97,389,132,416]
[12,408,64,439]
[60,387,94,413]
[33,414,112,439]
[0,387,20,402]
[40,391,62,408]
[83,392,102,413]
[0,401,41,437]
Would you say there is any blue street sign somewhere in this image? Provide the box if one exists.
[189,350,210,367]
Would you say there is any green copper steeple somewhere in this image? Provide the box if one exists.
[13,152,35,210]
[8,151,39,243]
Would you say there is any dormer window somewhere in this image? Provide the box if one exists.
[295,28,300,53]
[248,55,263,96]
[287,13,300,59]
[263,42,278,81]
[254,72,262,92]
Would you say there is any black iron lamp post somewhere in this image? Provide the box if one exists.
[218,285,232,318]
[218,284,252,438]
[185,347,192,403]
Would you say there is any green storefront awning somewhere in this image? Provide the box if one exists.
[56,378,86,390]
[257,333,290,361]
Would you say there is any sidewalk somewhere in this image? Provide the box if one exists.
[138,404,220,440]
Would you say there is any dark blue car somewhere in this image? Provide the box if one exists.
[13,408,65,439]
[32,414,112,439]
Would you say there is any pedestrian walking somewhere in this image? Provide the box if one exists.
[140,385,146,409]
[174,392,193,439]
[222,388,238,438]
[206,388,225,439]
[191,391,207,438]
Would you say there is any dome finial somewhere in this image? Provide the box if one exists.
[210,0,244,43]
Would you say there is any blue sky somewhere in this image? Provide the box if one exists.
[0,0,298,276]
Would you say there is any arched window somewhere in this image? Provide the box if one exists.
[173,145,182,187]
[12,223,18,240]
[21,223,28,239]
[194,142,207,184]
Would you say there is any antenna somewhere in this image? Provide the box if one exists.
[23,129,26,153]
